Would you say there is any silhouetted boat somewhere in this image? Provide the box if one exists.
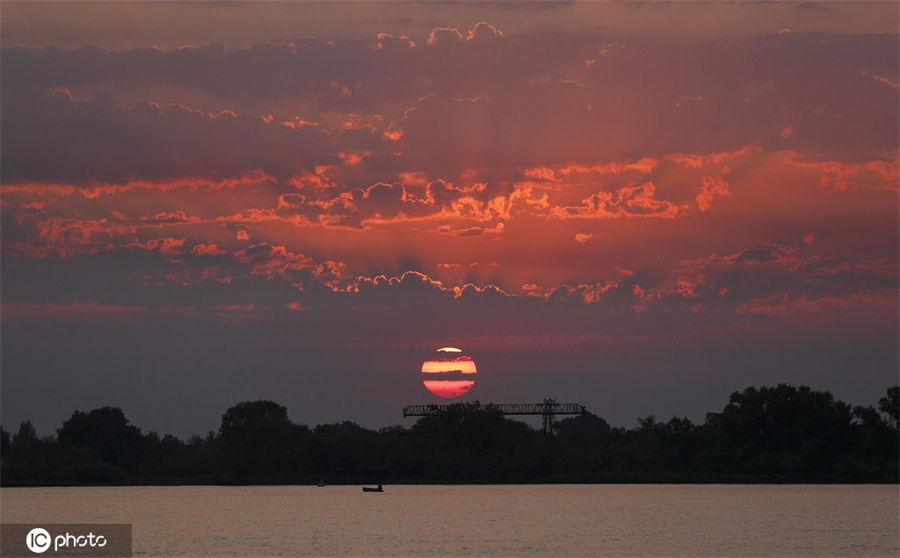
[362,484,383,492]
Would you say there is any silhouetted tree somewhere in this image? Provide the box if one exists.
[551,411,611,475]
[14,421,37,445]
[878,386,899,427]
[1,426,10,456]
[5,421,57,482]
[556,411,611,437]
[703,385,854,477]
[218,400,309,482]
[57,407,144,480]
[409,402,534,480]
[311,421,380,482]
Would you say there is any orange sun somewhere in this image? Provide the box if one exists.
[421,347,477,398]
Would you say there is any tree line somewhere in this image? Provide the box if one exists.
[2,384,897,485]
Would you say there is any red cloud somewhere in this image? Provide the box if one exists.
[346,270,512,299]
[788,156,899,191]
[420,22,504,47]
[574,233,593,243]
[1,170,277,199]
[696,174,731,211]
[377,32,415,50]
[124,238,187,256]
[467,22,503,42]
[858,69,900,90]
[553,182,680,219]
[426,27,464,46]
[191,243,227,256]
[234,242,316,280]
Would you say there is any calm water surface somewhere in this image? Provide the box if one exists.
[2,485,897,556]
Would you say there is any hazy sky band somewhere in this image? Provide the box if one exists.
[420,371,477,381]
[421,359,477,375]
[422,380,476,399]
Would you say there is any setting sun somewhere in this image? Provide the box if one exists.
[421,347,477,398]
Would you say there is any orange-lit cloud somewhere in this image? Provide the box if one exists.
[696,174,731,211]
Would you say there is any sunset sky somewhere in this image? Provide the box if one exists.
[2,1,897,437]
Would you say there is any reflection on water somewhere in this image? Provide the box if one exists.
[2,485,897,556]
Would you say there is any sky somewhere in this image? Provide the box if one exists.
[1,1,898,438]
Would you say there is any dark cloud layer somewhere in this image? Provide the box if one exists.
[3,31,896,185]
[1,87,337,183]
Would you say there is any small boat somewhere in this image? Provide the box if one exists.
[362,484,383,492]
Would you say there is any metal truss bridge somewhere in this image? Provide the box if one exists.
[402,398,586,434]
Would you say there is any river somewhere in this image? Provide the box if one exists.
[2,484,897,556]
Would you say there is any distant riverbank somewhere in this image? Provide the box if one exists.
[3,384,897,487]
